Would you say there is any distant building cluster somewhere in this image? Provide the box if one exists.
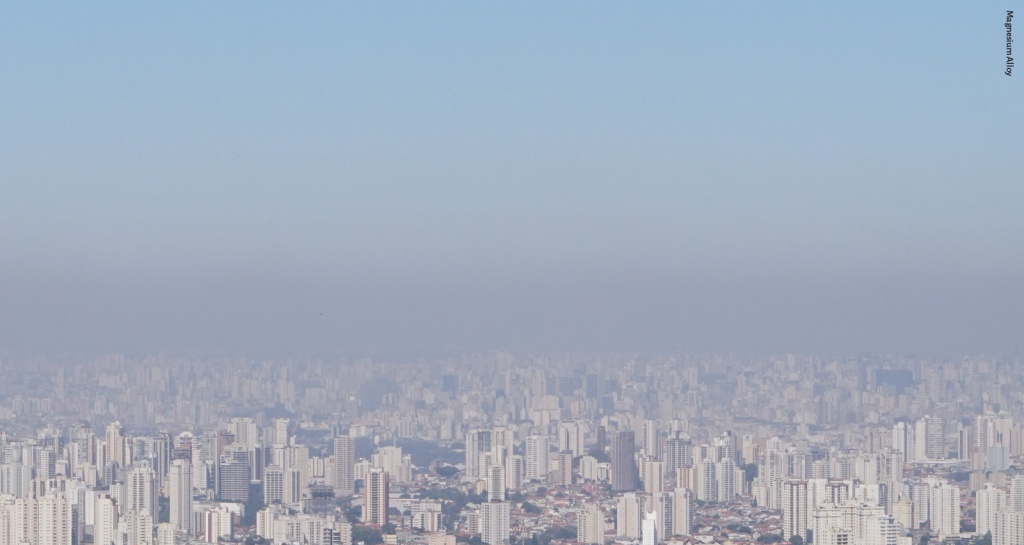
[0,353,1021,545]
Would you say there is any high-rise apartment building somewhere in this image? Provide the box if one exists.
[264,465,284,504]
[616,492,643,539]
[558,421,585,458]
[218,457,250,502]
[466,429,492,483]
[94,495,118,545]
[332,436,355,495]
[783,480,808,542]
[169,459,193,534]
[525,435,549,482]
[672,487,692,537]
[126,509,154,545]
[929,482,960,538]
[105,421,126,468]
[664,434,693,474]
[127,461,159,523]
[642,420,661,460]
[35,493,73,545]
[577,503,604,545]
[480,501,510,545]
[363,467,390,526]
[892,423,914,463]
[486,464,506,501]
[611,432,640,492]
[978,484,1006,537]
[996,510,1024,545]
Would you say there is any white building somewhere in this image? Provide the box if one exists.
[577,503,604,545]
[641,510,658,545]
[525,436,549,482]
[480,501,510,545]
[977,484,1006,537]
[783,480,808,542]
[169,459,193,534]
[929,482,960,538]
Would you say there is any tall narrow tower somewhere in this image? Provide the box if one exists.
[611,431,640,492]
[332,435,355,495]
[782,479,808,542]
[363,467,390,526]
[169,459,193,534]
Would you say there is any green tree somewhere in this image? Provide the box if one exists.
[790,535,804,545]
[436,466,459,478]
[353,525,384,545]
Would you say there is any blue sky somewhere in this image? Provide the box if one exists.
[1,3,1020,358]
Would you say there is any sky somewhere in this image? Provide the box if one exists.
[1,3,1021,359]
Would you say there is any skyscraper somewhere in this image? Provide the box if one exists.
[642,458,663,495]
[525,435,549,482]
[641,510,658,545]
[577,503,604,545]
[978,484,1006,537]
[169,459,193,534]
[36,493,73,545]
[264,465,284,504]
[664,433,693,474]
[611,432,640,492]
[95,495,118,545]
[466,429,492,483]
[642,420,661,460]
[127,461,159,524]
[364,467,390,526]
[892,422,914,463]
[929,482,960,538]
[480,501,510,545]
[672,487,692,537]
[126,509,154,545]
[218,455,250,502]
[105,421,126,468]
[616,492,643,539]
[782,480,808,542]
[558,421,585,458]
[487,464,506,501]
[1009,475,1024,512]
[996,511,1024,545]
[332,435,355,495]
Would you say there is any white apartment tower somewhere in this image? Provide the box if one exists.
[363,467,389,526]
[94,495,118,545]
[977,484,1006,537]
[127,461,159,523]
[577,503,604,545]
[642,420,661,459]
[169,459,193,534]
[616,492,643,539]
[558,421,585,458]
[332,435,355,495]
[783,480,808,542]
[929,482,960,539]
[525,435,549,482]
[105,422,126,468]
[641,509,658,545]
[996,511,1024,545]
[672,487,692,537]
[480,501,510,545]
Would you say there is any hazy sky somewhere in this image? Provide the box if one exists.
[2,3,1021,358]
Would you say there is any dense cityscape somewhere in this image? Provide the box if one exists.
[0,353,1022,545]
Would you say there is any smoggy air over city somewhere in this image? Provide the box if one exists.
[0,4,1022,545]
